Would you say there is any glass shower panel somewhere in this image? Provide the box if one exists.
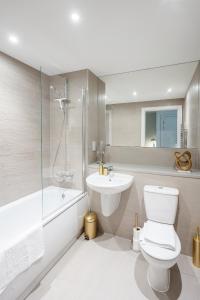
[0,53,43,204]
[41,72,85,218]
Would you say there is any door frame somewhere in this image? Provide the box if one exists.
[141,105,182,147]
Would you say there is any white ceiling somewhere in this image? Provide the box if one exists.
[0,0,200,76]
[101,62,198,104]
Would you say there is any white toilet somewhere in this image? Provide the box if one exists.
[140,185,181,293]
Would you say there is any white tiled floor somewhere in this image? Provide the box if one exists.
[27,234,200,300]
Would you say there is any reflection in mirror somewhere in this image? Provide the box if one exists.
[142,106,182,148]
[102,61,200,149]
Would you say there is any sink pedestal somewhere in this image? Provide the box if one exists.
[101,193,121,217]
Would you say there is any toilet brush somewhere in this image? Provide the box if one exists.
[132,213,141,252]
[193,226,200,268]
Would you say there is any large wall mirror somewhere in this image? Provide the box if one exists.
[102,61,200,149]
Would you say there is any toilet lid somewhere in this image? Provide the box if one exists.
[143,221,176,251]
[140,228,181,260]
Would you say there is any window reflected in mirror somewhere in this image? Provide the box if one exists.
[142,106,182,148]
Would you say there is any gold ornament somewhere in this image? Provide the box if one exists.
[175,151,192,171]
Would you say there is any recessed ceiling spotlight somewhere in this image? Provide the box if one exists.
[167,88,172,93]
[8,34,19,44]
[133,91,137,96]
[71,13,80,23]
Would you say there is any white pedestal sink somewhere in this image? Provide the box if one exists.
[86,172,134,216]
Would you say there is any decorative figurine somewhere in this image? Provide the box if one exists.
[175,151,192,171]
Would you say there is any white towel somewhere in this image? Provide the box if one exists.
[0,224,45,294]
[143,221,176,251]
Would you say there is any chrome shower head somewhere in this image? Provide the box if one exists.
[54,98,71,111]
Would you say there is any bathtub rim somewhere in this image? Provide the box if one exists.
[0,187,87,228]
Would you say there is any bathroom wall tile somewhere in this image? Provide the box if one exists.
[185,63,200,150]
[97,78,106,144]
[87,70,99,164]
[49,70,105,191]
[106,146,199,168]
[49,72,85,190]
[0,51,50,206]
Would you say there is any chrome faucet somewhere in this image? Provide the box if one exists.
[107,165,113,173]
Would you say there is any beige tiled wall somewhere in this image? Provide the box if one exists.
[0,51,105,207]
[184,62,200,149]
[87,70,99,163]
[41,73,51,188]
[105,146,199,169]
[87,70,106,163]
[88,167,200,256]
[49,71,87,190]
[0,51,50,206]
[97,78,106,146]
[48,70,105,190]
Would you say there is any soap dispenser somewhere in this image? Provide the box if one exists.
[99,162,104,175]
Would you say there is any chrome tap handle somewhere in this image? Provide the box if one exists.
[107,166,113,172]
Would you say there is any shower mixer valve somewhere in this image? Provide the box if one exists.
[55,170,74,183]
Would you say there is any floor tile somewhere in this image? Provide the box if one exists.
[27,234,200,300]
[177,254,200,283]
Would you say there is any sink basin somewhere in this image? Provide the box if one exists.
[86,172,134,216]
[86,172,134,195]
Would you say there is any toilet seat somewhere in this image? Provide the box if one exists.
[140,226,181,261]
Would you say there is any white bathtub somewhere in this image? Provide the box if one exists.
[0,186,88,300]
